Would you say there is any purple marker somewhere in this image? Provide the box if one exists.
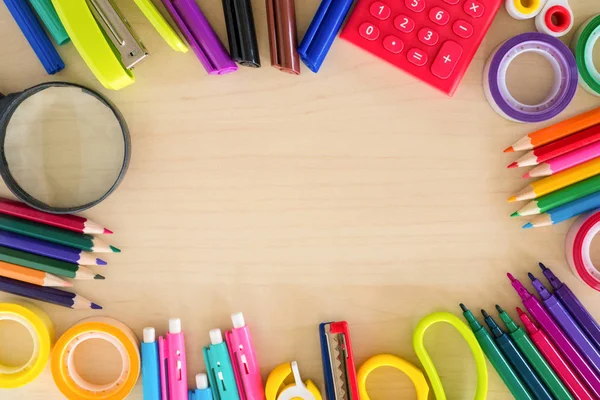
[529,272,600,376]
[540,263,600,352]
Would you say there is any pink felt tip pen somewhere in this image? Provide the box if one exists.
[158,318,188,400]
[225,312,265,400]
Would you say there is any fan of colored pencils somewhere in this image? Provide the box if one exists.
[505,107,600,228]
[0,198,118,309]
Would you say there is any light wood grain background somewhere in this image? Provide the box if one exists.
[1,0,600,398]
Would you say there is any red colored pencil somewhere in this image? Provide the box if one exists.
[508,124,600,168]
[0,198,112,235]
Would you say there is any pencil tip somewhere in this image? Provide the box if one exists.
[516,307,524,314]
[495,304,504,313]
[110,245,121,253]
[539,262,547,271]
[507,162,518,169]
[94,274,105,280]
[522,222,533,229]
[459,303,468,312]
[504,146,514,153]
[103,228,113,234]
[528,272,535,281]
[96,258,107,266]
[91,302,102,310]
[522,172,530,179]
[508,196,517,203]
[510,211,519,217]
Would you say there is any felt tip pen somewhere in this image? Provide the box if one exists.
[529,272,600,376]
[204,328,240,400]
[159,319,189,400]
[540,263,600,351]
[482,309,553,400]
[518,307,595,400]
[460,304,533,399]
[508,273,600,397]
[189,373,214,400]
[142,327,161,400]
[497,305,573,400]
[225,312,265,400]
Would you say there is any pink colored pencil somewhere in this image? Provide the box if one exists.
[524,142,600,178]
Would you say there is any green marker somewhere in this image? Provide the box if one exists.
[460,304,533,400]
[497,305,573,400]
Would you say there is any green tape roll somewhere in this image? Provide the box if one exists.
[570,14,600,96]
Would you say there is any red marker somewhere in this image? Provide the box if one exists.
[518,308,594,400]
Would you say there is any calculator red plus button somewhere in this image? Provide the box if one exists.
[417,28,439,46]
[431,41,462,79]
[407,48,428,66]
[464,0,484,17]
[429,7,449,25]
[383,36,404,53]
[405,0,426,13]
[370,2,391,20]
[452,20,473,38]
[359,22,380,40]
[394,15,415,33]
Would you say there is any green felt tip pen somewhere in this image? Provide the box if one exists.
[460,304,533,400]
[497,305,573,400]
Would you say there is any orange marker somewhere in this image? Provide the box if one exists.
[505,107,600,153]
[0,260,71,287]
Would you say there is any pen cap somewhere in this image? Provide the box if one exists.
[266,0,300,74]
[298,0,354,72]
[196,373,208,390]
[209,328,223,344]
[222,0,260,67]
[169,318,182,334]
[143,327,156,343]
[231,312,245,329]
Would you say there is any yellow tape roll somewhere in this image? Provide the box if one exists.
[51,317,140,400]
[0,302,54,388]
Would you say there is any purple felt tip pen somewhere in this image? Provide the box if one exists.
[529,272,600,376]
[540,263,600,352]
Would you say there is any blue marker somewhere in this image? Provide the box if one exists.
[189,373,214,400]
[141,327,161,400]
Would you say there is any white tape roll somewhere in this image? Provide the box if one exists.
[535,0,573,37]
[505,0,546,20]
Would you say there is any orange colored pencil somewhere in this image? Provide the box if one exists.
[505,107,600,153]
[0,260,71,287]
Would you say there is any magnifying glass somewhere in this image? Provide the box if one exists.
[0,82,130,213]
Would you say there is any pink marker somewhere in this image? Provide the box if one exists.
[525,142,600,178]
[158,318,188,400]
[225,312,265,400]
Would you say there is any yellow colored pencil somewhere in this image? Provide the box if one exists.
[0,260,71,287]
[509,158,600,202]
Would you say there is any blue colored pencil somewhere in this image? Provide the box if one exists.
[525,190,600,228]
[0,230,106,266]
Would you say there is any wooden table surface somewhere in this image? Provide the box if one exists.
[1,0,600,398]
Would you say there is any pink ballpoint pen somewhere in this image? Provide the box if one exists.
[159,318,188,400]
[225,312,265,400]
[508,273,600,397]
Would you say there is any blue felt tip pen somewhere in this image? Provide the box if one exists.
[142,327,161,400]
[189,373,214,400]
[482,309,553,400]
[204,328,240,400]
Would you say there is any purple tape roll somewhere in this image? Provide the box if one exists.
[483,32,578,123]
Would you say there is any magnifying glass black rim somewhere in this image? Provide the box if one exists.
[0,82,131,214]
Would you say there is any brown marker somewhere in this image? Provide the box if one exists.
[266,0,300,74]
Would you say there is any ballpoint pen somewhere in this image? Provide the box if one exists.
[518,307,594,400]
[142,327,161,400]
[204,328,240,400]
[540,263,600,351]
[482,309,552,400]
[159,318,188,400]
[225,312,265,400]
[508,273,600,397]
[460,304,533,399]
[497,305,572,399]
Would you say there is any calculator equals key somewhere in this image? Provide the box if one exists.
[340,0,503,95]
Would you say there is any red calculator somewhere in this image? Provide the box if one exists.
[340,0,502,96]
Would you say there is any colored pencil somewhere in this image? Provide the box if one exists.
[508,158,600,202]
[504,107,600,152]
[0,215,118,253]
[525,143,600,178]
[0,276,101,309]
[508,124,600,168]
[0,198,112,235]
[512,175,600,217]
[0,245,103,280]
[0,260,71,287]
[524,190,600,228]
[0,230,107,266]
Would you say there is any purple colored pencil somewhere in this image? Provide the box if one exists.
[0,276,101,309]
[540,263,600,352]
[0,230,106,266]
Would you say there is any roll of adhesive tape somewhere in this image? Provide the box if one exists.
[483,32,578,123]
[570,14,600,97]
[565,209,600,291]
[535,0,573,37]
[51,317,140,400]
[505,0,546,20]
[0,302,54,388]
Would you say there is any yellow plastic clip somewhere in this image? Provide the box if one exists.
[413,311,488,400]
[132,0,188,53]
[357,354,430,400]
[265,361,322,400]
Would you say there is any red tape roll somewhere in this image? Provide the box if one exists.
[566,209,600,291]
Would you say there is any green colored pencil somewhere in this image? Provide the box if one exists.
[512,174,600,217]
[0,215,119,253]
[0,245,103,280]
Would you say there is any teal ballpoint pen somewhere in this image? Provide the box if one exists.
[204,328,240,400]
